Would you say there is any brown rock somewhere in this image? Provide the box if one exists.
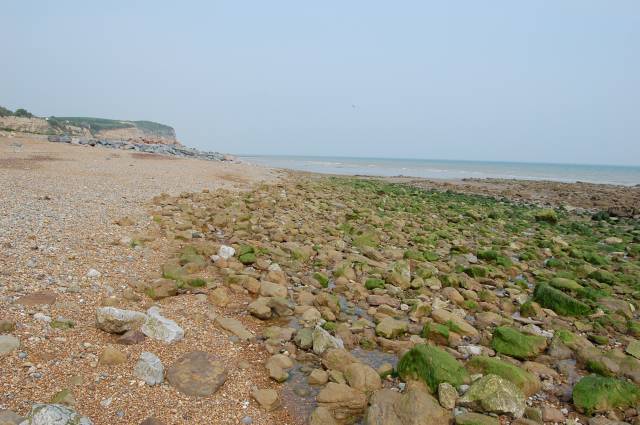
[117,330,146,345]
[17,291,56,306]
[167,351,228,397]
[317,383,367,423]
[252,388,280,411]
[99,346,127,365]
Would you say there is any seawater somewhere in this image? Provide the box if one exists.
[240,155,640,186]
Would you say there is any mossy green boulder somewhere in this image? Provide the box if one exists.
[572,375,640,415]
[396,344,469,392]
[549,277,583,291]
[458,374,526,417]
[365,278,385,290]
[533,283,591,316]
[490,327,547,360]
[466,356,541,396]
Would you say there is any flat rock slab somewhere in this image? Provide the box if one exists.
[17,291,57,306]
[167,351,227,397]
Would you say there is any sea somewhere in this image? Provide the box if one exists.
[239,155,640,187]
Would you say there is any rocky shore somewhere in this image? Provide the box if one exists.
[47,135,232,162]
[1,135,639,425]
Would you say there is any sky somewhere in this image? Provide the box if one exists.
[2,1,639,165]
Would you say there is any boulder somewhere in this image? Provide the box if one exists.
[313,325,344,355]
[134,352,164,385]
[458,374,526,418]
[167,351,227,397]
[375,317,408,339]
[317,383,367,424]
[431,309,479,338]
[365,385,451,425]
[397,344,469,392]
[572,375,640,415]
[141,307,184,343]
[95,307,147,334]
[490,327,547,360]
[466,356,541,396]
[252,388,280,411]
[18,404,93,425]
[344,363,382,394]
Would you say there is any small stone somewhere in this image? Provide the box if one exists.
[117,330,146,345]
[141,307,184,343]
[626,340,640,359]
[375,317,408,339]
[99,346,126,365]
[0,409,25,425]
[167,351,227,397]
[134,352,164,385]
[0,320,16,333]
[19,404,93,424]
[308,369,329,385]
[541,405,565,423]
[87,269,101,278]
[95,307,147,334]
[0,335,20,357]
[252,388,280,411]
[438,382,458,409]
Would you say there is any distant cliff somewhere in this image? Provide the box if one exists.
[0,107,180,145]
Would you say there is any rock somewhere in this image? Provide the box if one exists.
[19,404,93,424]
[309,407,338,425]
[466,356,541,396]
[344,362,382,395]
[0,409,24,425]
[455,413,499,425]
[134,352,164,385]
[309,369,329,385]
[208,287,230,307]
[95,307,147,334]
[252,388,280,411]
[259,281,287,298]
[375,317,408,339]
[142,278,177,299]
[49,389,75,407]
[626,340,640,360]
[0,320,16,333]
[312,325,344,355]
[365,385,451,425]
[248,297,272,320]
[294,328,314,350]
[322,349,358,373]
[317,383,367,424]
[541,405,565,423]
[87,269,101,278]
[140,417,165,425]
[167,351,227,397]
[215,316,254,341]
[490,327,547,360]
[141,307,184,343]
[397,344,469,392]
[572,375,640,415]
[438,382,458,409]
[266,354,293,382]
[0,335,20,357]
[458,374,526,418]
[99,346,126,365]
[218,245,235,259]
[17,291,57,306]
[432,309,479,338]
[117,330,146,345]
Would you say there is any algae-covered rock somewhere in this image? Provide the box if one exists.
[458,374,526,418]
[397,344,469,392]
[572,375,640,415]
[533,283,591,317]
[549,277,583,291]
[535,209,558,224]
[466,356,541,396]
[455,412,500,425]
[490,327,547,360]
[375,317,408,339]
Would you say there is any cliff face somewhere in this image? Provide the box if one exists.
[0,115,180,145]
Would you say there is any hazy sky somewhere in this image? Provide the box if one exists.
[2,1,639,165]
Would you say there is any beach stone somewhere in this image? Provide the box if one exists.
[259,281,287,298]
[375,317,408,339]
[99,346,126,365]
[208,287,230,307]
[134,352,164,385]
[142,278,177,299]
[365,386,451,425]
[294,328,314,350]
[626,340,640,359]
[17,291,56,306]
[0,320,16,333]
[19,403,93,424]
[0,409,24,425]
[140,418,165,425]
[141,307,184,343]
[0,335,20,357]
[344,362,382,394]
[312,325,344,355]
[432,309,479,338]
[541,405,565,423]
[215,316,254,341]
[116,330,146,345]
[265,354,293,382]
[309,407,338,425]
[167,351,227,397]
[317,383,367,424]
[95,307,147,334]
[248,297,272,320]
[455,413,499,425]
[308,369,329,385]
[252,388,280,411]
[458,374,526,418]
[438,382,458,409]
[218,245,235,259]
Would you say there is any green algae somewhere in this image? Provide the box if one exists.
[573,375,640,415]
[466,356,540,396]
[533,283,591,316]
[490,327,547,360]
[397,344,469,392]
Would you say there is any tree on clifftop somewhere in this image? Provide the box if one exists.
[14,108,34,118]
[0,106,13,117]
